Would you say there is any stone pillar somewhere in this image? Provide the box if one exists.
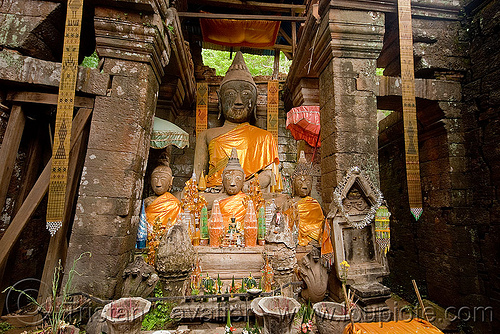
[316,7,385,208]
[65,0,170,298]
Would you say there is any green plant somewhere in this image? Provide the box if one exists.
[3,252,91,334]
[80,51,99,69]
[0,322,13,334]
[202,274,216,295]
[243,273,257,290]
[299,301,314,333]
[238,278,247,294]
[141,286,177,330]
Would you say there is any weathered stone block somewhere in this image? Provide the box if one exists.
[69,233,136,257]
[72,212,132,237]
[87,120,146,154]
[93,96,154,130]
[76,196,132,217]
[77,68,110,96]
[70,276,119,299]
[83,149,144,175]
[79,166,142,199]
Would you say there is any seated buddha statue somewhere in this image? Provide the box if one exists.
[144,165,182,229]
[218,148,250,231]
[194,51,279,192]
[285,151,324,247]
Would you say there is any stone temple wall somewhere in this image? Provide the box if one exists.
[379,1,500,331]
[461,0,500,330]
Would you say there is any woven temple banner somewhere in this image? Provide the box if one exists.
[196,82,208,136]
[267,80,279,143]
[46,0,84,236]
[398,0,423,220]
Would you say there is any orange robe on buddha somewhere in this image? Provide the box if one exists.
[206,123,279,187]
[297,196,325,246]
[145,192,182,229]
[219,192,249,230]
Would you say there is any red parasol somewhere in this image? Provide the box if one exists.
[286,106,321,147]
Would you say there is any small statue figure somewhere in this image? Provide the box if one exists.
[144,165,182,227]
[193,51,279,191]
[143,165,182,264]
[218,148,250,230]
[285,151,324,247]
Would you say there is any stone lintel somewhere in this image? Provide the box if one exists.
[0,49,110,95]
[94,5,171,83]
[290,77,319,107]
[313,8,385,75]
[359,75,462,101]
[325,0,461,20]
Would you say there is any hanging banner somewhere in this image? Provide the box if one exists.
[46,0,84,236]
[196,82,208,136]
[398,0,423,220]
[267,80,279,143]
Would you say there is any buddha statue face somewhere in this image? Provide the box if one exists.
[150,166,173,196]
[293,174,313,198]
[219,81,257,123]
[222,169,245,196]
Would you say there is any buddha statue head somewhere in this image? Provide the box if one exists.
[292,151,313,198]
[222,148,245,196]
[150,165,173,196]
[218,51,257,123]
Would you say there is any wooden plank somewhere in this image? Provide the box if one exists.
[0,108,92,270]
[6,91,94,109]
[189,0,305,13]
[38,108,91,304]
[12,125,45,216]
[178,12,306,21]
[0,105,25,212]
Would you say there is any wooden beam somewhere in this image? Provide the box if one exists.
[0,108,92,271]
[272,49,280,80]
[279,27,293,45]
[0,105,25,212]
[6,91,94,109]
[178,12,306,21]
[188,0,306,14]
[12,125,45,216]
[38,108,91,304]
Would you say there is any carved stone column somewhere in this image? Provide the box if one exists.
[316,5,389,322]
[316,7,385,209]
[65,0,170,298]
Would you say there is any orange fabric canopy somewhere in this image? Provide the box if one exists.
[200,18,280,48]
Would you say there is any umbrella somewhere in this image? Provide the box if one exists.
[286,106,321,147]
[150,117,189,149]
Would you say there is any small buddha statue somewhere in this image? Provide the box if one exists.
[286,151,324,247]
[144,165,182,229]
[218,148,250,231]
[193,51,279,192]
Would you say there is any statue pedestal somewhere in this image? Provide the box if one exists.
[351,282,392,322]
[196,246,265,281]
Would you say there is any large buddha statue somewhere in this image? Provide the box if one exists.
[144,165,182,229]
[287,152,324,247]
[218,148,250,230]
[194,51,279,191]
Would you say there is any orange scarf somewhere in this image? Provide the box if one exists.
[207,123,278,187]
[297,196,325,247]
[219,192,249,231]
[145,192,182,229]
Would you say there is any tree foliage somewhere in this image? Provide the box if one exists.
[202,49,292,76]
